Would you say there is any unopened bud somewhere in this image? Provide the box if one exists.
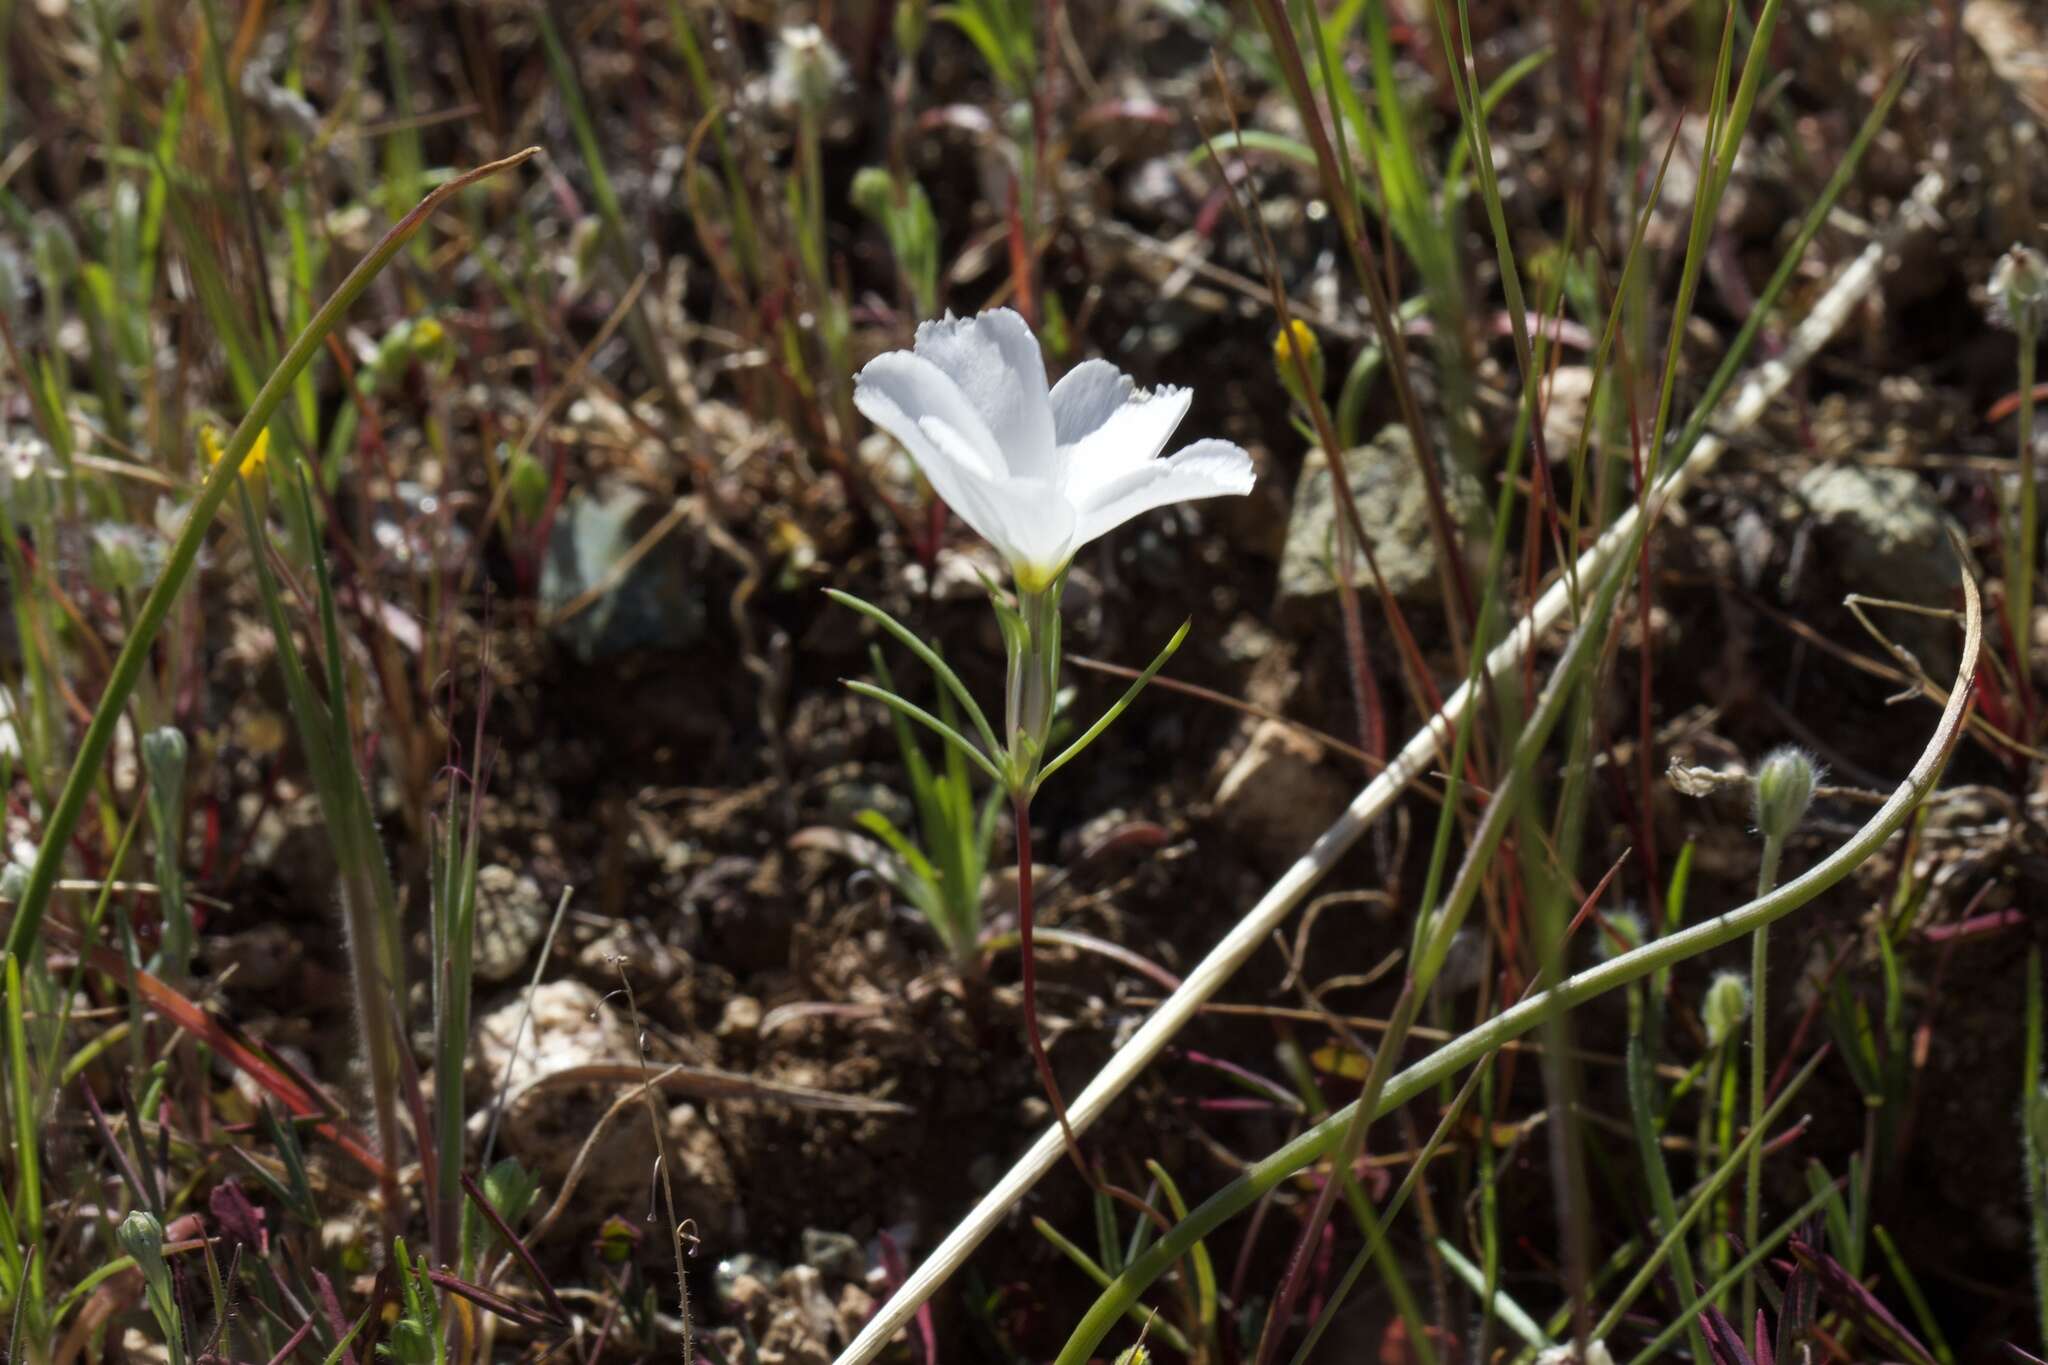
[118,1210,170,1291]
[1273,318,1325,411]
[568,215,605,287]
[1597,909,1646,961]
[1752,746,1820,844]
[851,166,898,223]
[142,726,188,806]
[34,213,79,286]
[88,523,150,593]
[1703,970,1750,1049]
[500,443,549,524]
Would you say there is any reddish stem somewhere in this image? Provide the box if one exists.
[1013,793,1088,1179]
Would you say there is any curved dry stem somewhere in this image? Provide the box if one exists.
[829,169,1948,1365]
[1054,554,1978,1365]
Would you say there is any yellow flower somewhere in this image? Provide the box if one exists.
[200,423,270,479]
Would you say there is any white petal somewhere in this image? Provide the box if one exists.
[855,351,1005,479]
[856,354,1022,562]
[911,310,1057,480]
[911,416,1029,562]
[1048,359,1134,445]
[1073,439,1255,548]
[925,416,1077,577]
[969,480,1073,583]
[1060,386,1192,505]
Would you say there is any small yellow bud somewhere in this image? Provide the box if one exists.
[201,424,270,480]
[410,316,446,354]
[1272,318,1325,411]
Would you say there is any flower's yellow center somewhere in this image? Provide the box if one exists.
[1012,559,1063,595]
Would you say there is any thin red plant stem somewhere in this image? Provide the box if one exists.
[1013,793,1088,1180]
[877,1231,940,1365]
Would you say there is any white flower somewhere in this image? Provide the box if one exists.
[854,309,1256,592]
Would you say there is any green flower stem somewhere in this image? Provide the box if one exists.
[1051,565,1976,1365]
[1592,1048,1825,1349]
[3,148,539,970]
[1743,831,1784,1326]
[1005,584,1062,791]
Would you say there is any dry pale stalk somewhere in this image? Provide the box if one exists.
[835,169,1949,1365]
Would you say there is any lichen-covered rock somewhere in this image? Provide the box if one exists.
[471,864,551,984]
[1791,462,1962,671]
[1278,425,1483,611]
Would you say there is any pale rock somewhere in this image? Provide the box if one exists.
[1541,365,1597,460]
[469,981,643,1229]
[1792,462,1962,672]
[718,994,763,1041]
[834,1282,878,1345]
[1213,719,1354,862]
[1278,425,1483,611]
[472,864,551,984]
